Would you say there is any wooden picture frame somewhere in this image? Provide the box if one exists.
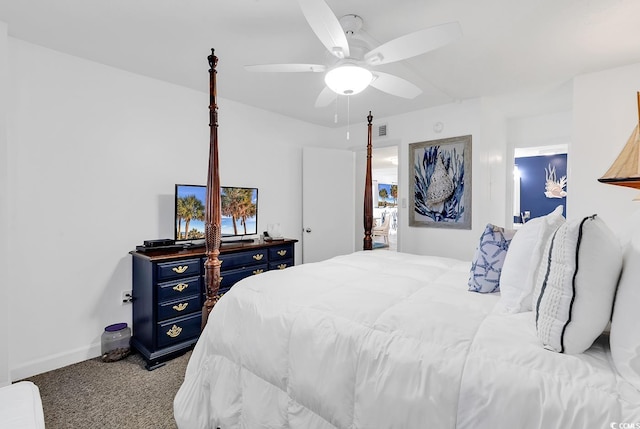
[409,135,472,229]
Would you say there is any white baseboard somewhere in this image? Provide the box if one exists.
[10,342,101,381]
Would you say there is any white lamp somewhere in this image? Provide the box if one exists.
[324,64,373,95]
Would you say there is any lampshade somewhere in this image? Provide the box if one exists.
[324,65,373,96]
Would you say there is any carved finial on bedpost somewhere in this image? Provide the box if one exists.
[363,111,374,251]
[202,48,222,330]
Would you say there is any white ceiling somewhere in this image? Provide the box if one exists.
[2,0,640,128]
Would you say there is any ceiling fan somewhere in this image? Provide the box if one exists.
[244,0,462,107]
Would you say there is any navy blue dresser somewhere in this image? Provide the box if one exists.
[130,239,296,369]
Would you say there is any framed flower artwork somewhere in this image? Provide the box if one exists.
[409,135,472,229]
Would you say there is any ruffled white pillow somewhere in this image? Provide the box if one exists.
[532,215,622,354]
[496,205,564,314]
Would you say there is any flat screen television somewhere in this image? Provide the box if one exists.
[174,184,259,242]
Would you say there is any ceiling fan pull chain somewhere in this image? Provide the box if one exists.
[334,96,339,124]
[348,95,351,140]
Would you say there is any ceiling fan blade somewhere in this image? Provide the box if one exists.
[244,64,326,73]
[297,0,350,58]
[314,86,337,108]
[365,22,462,66]
[370,72,422,99]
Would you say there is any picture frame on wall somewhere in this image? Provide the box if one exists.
[377,183,397,208]
[409,135,472,229]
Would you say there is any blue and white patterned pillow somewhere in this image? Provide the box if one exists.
[468,223,516,293]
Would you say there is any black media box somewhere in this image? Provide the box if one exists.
[143,238,175,248]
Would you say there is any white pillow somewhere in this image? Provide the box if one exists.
[533,215,622,354]
[610,226,640,391]
[496,205,564,314]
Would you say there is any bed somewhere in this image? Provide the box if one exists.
[173,51,640,428]
[0,381,45,429]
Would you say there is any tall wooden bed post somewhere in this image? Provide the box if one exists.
[363,111,373,250]
[202,49,222,330]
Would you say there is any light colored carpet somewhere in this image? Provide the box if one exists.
[22,350,191,429]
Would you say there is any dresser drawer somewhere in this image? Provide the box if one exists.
[220,264,268,289]
[269,245,293,261]
[156,313,201,348]
[157,295,201,322]
[131,238,297,369]
[219,251,267,270]
[157,276,202,302]
[269,259,293,270]
[157,258,201,281]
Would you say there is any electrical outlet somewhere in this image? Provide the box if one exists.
[121,290,133,304]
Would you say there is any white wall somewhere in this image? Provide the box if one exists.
[0,22,9,387]
[570,62,640,238]
[508,110,572,149]
[343,64,640,262]
[5,38,333,380]
[343,99,506,261]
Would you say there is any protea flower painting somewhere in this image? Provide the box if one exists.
[410,135,472,229]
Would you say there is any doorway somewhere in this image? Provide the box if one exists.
[302,147,355,263]
[372,146,398,251]
[513,144,568,226]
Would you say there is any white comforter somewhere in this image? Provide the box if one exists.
[174,251,640,428]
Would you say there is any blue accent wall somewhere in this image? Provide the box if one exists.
[516,154,567,222]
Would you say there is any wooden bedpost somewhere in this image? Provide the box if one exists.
[363,111,373,250]
[202,49,222,330]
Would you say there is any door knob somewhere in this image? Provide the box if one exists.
[304,228,312,233]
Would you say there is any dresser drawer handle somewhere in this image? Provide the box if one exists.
[166,325,182,338]
[173,303,189,312]
[277,250,287,257]
[172,266,189,274]
[277,263,288,270]
[252,269,264,275]
[173,283,189,292]
[253,254,264,261]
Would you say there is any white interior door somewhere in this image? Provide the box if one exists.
[302,147,354,263]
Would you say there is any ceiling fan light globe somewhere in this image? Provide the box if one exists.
[324,65,372,95]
